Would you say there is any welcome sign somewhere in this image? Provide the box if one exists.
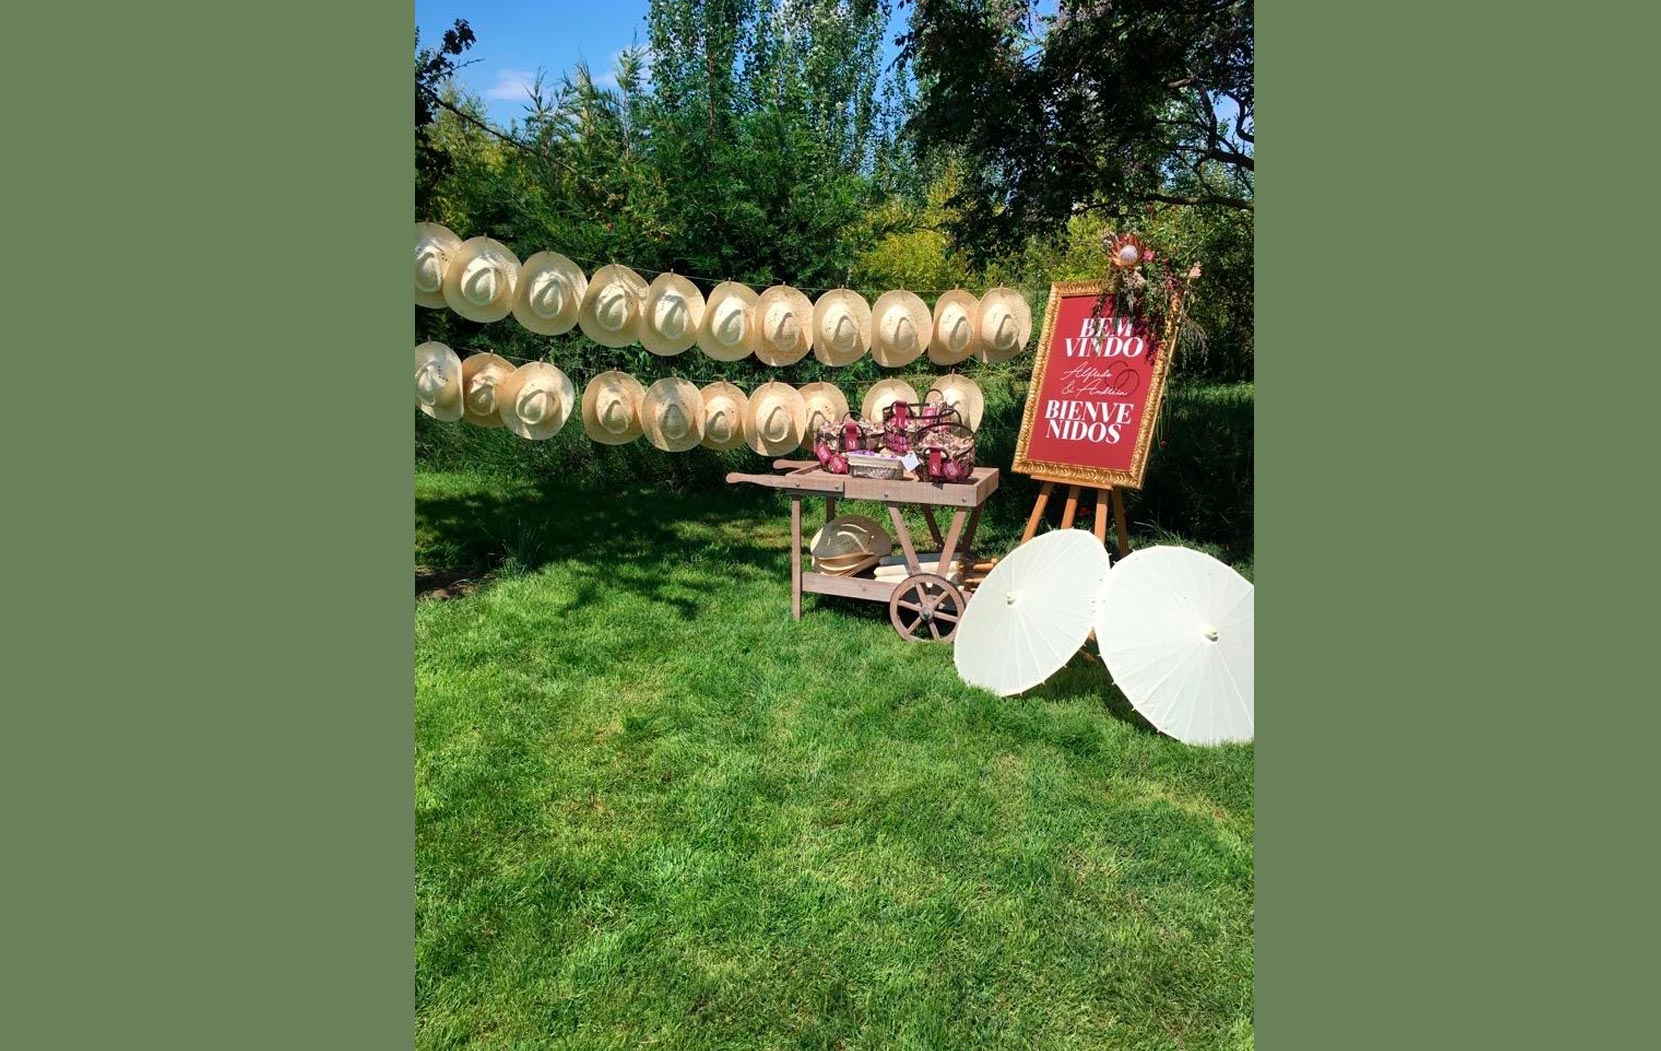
[1011,278,1179,489]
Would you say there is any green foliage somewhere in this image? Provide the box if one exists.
[900,0,1254,258]
[417,466,1253,1048]
[414,0,1254,477]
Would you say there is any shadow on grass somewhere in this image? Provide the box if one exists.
[417,475,796,616]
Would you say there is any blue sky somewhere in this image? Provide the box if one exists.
[416,1,656,128]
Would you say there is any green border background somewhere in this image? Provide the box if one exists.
[9,1,1649,1047]
[10,3,411,1046]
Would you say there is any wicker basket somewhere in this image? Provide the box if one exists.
[845,450,906,480]
[881,401,962,455]
[914,421,976,483]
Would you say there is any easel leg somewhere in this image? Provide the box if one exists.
[1021,481,1055,543]
[1059,486,1082,529]
[790,496,803,619]
[1092,490,1109,544]
[1110,487,1130,558]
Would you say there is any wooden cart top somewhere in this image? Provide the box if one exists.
[726,460,1000,508]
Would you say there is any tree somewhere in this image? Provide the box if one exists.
[415,19,477,217]
[899,0,1252,257]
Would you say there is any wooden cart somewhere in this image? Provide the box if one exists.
[726,460,1001,642]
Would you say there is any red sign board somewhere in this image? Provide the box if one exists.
[1011,280,1178,489]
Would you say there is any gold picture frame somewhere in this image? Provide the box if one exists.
[1010,277,1186,490]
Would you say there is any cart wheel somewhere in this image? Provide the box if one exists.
[889,573,966,643]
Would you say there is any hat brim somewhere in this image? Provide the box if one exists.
[442,237,521,323]
[579,265,649,348]
[745,382,809,456]
[812,290,872,366]
[640,378,706,452]
[580,371,646,444]
[973,287,1033,363]
[699,382,751,451]
[928,290,980,365]
[928,376,985,431]
[498,362,576,440]
[755,287,815,366]
[512,252,588,335]
[461,353,516,428]
[415,342,464,422]
[415,223,463,309]
[639,274,705,357]
[797,382,850,451]
[698,282,760,361]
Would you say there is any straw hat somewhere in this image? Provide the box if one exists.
[512,251,587,335]
[460,352,515,428]
[755,285,815,366]
[797,382,849,452]
[974,286,1033,362]
[579,264,649,348]
[861,378,918,424]
[414,342,464,421]
[415,222,462,309]
[810,515,894,571]
[927,375,985,431]
[929,289,979,365]
[442,236,520,323]
[699,381,750,452]
[580,370,646,444]
[812,289,871,366]
[497,362,576,440]
[699,281,759,361]
[745,381,808,457]
[870,290,931,368]
[638,273,704,356]
[640,378,706,453]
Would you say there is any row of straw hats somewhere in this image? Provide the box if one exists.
[416,342,985,454]
[416,223,1033,364]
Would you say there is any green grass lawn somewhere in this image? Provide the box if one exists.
[417,467,1253,1050]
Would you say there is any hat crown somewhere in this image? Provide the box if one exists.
[654,292,690,339]
[827,310,858,353]
[415,243,447,293]
[600,391,632,434]
[882,308,917,353]
[806,400,833,434]
[941,304,973,353]
[660,401,691,440]
[596,283,633,332]
[767,303,802,350]
[416,360,447,404]
[706,401,736,442]
[713,298,747,346]
[466,374,499,415]
[461,256,502,306]
[988,307,1019,351]
[517,385,555,425]
[759,398,791,442]
[528,271,569,318]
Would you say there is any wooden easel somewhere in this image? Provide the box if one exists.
[1020,479,1131,556]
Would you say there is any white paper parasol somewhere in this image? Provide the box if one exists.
[953,529,1111,696]
[1094,546,1253,745]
